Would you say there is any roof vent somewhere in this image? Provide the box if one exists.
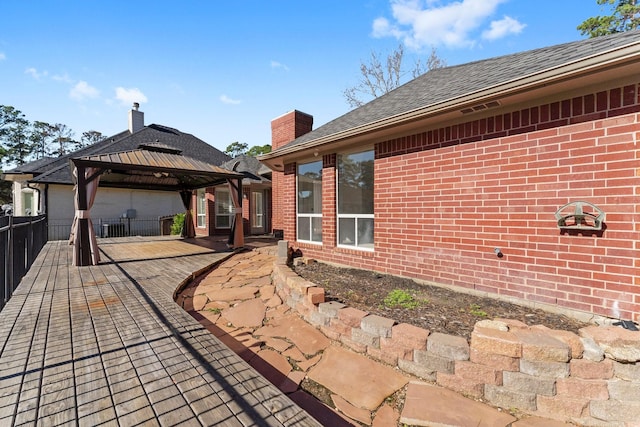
[460,100,501,114]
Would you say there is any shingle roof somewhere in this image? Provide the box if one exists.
[28,124,231,184]
[71,148,242,191]
[220,155,272,185]
[273,30,640,153]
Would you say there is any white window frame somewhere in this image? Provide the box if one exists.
[297,161,322,244]
[215,187,233,229]
[336,150,374,251]
[196,188,206,228]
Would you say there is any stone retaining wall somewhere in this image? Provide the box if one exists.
[272,258,640,426]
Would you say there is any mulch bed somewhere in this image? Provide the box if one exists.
[293,261,589,341]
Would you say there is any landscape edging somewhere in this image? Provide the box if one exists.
[272,258,640,425]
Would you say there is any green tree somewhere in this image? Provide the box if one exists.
[1,106,27,166]
[0,175,11,205]
[51,123,75,157]
[578,0,640,37]
[224,141,249,157]
[246,144,271,156]
[343,45,446,109]
[30,121,56,159]
[81,130,104,147]
[1,113,32,166]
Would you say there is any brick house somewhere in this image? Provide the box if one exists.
[194,155,272,237]
[260,31,640,323]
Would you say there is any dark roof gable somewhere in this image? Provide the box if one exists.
[29,125,231,185]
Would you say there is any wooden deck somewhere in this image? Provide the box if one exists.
[0,236,320,426]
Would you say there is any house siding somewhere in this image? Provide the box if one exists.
[284,83,640,322]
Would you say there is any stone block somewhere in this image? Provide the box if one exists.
[427,332,470,361]
[520,359,569,379]
[484,384,537,411]
[532,325,584,359]
[318,301,345,317]
[475,319,509,331]
[367,346,398,366]
[352,328,380,349]
[581,336,605,362]
[514,329,570,362]
[471,327,522,358]
[570,358,613,380]
[276,240,288,259]
[436,372,484,398]
[339,335,367,353]
[361,314,395,338]
[308,311,330,327]
[579,326,640,363]
[397,358,437,381]
[556,378,609,400]
[306,287,325,305]
[389,323,429,349]
[379,339,413,362]
[413,350,454,374]
[455,360,502,385]
[337,306,368,327]
[613,360,640,381]
[470,348,519,372]
[607,379,640,401]
[319,325,341,341]
[535,395,588,419]
[589,399,640,423]
[502,371,556,396]
[328,318,352,336]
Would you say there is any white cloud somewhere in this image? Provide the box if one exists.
[220,94,242,105]
[25,67,48,80]
[270,60,290,71]
[373,0,520,49]
[52,73,73,83]
[0,53,5,61]
[115,87,148,106]
[70,81,100,101]
[482,15,525,40]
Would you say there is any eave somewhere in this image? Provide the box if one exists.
[259,40,640,171]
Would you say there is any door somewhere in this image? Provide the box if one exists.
[251,190,265,234]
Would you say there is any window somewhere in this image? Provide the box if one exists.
[215,187,234,229]
[22,191,34,216]
[196,188,206,228]
[252,191,263,228]
[337,150,374,250]
[297,161,322,243]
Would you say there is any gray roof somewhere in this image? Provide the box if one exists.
[274,30,640,153]
[220,155,272,185]
[24,124,231,185]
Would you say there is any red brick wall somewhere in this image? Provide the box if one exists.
[271,111,314,234]
[289,84,640,322]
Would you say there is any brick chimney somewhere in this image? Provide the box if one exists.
[270,110,313,238]
[128,102,144,133]
[271,110,313,150]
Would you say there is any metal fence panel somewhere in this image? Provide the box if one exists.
[1,215,47,311]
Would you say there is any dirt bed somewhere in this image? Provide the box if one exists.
[293,262,589,341]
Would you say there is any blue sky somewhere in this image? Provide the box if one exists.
[0,1,610,153]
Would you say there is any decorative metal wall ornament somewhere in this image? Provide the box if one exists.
[555,201,605,231]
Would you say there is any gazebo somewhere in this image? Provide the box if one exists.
[68,144,244,266]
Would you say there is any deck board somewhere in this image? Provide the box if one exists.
[0,237,320,426]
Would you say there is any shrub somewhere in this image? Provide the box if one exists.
[170,213,185,235]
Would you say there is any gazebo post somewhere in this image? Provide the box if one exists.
[75,165,91,266]
[227,178,244,249]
